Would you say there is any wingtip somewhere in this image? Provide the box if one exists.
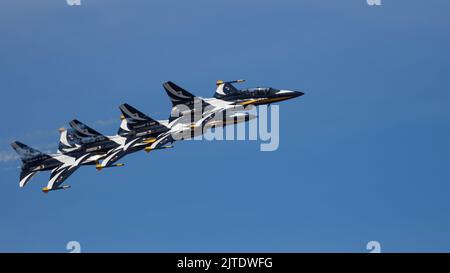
[163,81,172,88]
[69,119,80,126]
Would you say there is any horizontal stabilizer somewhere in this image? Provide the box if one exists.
[58,128,80,153]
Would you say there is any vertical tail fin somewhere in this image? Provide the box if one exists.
[11,141,54,188]
[58,128,80,153]
[214,79,245,99]
[162,81,197,107]
[10,141,52,164]
[118,117,130,136]
[118,103,169,136]
[119,103,159,126]
[69,120,106,141]
[163,81,211,122]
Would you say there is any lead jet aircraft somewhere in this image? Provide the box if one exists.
[213,79,304,106]
[162,79,303,118]
[157,80,302,147]
[144,83,257,151]
[162,79,303,127]
[163,81,253,124]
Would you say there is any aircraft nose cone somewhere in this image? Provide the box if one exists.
[276,89,304,98]
[293,91,304,98]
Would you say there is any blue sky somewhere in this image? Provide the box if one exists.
[1,0,450,252]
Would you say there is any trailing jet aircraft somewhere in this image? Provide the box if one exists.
[62,120,128,171]
[11,140,98,193]
[11,120,128,193]
[100,103,254,166]
[97,103,174,169]
[62,120,119,157]
[146,109,256,151]
[60,102,235,178]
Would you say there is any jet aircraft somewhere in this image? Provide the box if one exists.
[11,79,299,193]
[214,79,304,106]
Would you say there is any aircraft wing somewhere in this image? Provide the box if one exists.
[42,153,92,193]
[194,110,220,128]
[99,147,128,169]
[156,110,221,146]
[148,131,175,150]
[99,137,146,169]
[192,106,232,129]
[43,165,79,193]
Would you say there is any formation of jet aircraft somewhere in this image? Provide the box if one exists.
[11,80,304,193]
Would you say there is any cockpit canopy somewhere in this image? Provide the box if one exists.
[241,87,279,96]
